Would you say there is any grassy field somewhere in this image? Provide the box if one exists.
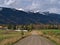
[0,30,29,45]
[39,29,60,45]
[0,29,60,45]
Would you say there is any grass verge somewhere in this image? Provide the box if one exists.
[0,30,29,45]
[38,29,60,45]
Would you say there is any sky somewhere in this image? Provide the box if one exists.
[0,0,60,13]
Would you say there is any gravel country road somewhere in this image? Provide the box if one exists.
[14,31,56,45]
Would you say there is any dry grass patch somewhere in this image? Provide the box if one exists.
[0,30,29,45]
[0,36,21,45]
[39,29,60,45]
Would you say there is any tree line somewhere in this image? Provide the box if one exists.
[0,24,60,30]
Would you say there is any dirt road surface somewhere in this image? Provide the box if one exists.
[14,31,56,45]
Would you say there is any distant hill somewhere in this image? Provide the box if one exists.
[0,7,60,25]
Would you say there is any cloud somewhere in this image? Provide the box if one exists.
[25,0,41,11]
[30,2,39,10]
[0,0,60,13]
[49,0,56,3]
[4,0,16,5]
[47,8,60,13]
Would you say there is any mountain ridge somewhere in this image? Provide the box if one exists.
[0,7,60,25]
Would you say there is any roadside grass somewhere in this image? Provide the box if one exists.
[38,29,60,45]
[0,30,29,45]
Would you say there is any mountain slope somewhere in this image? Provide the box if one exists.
[0,7,60,25]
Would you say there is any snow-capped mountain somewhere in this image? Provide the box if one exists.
[0,7,60,25]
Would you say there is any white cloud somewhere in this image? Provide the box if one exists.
[50,0,56,3]
[0,0,60,14]
[30,3,38,9]
[58,1,60,4]
[4,0,16,5]
[28,1,41,11]
[47,8,60,13]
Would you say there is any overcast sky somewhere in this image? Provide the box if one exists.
[0,0,60,13]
